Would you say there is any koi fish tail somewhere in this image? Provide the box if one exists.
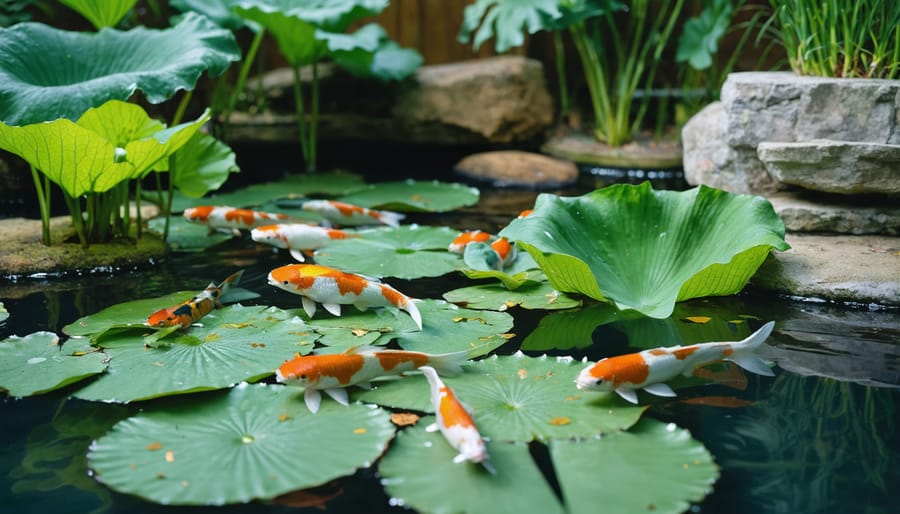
[404,299,423,331]
[216,270,244,304]
[378,211,405,228]
[426,351,468,377]
[726,321,775,377]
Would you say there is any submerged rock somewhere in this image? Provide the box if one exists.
[769,193,900,236]
[454,150,578,188]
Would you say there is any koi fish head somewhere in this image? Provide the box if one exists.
[251,224,289,248]
[276,354,320,386]
[183,206,216,223]
[147,307,176,327]
[268,264,333,293]
[574,359,617,391]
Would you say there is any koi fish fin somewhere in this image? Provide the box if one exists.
[216,270,244,305]
[404,299,423,331]
[481,460,498,475]
[425,423,439,432]
[231,228,242,237]
[615,388,639,404]
[378,210,405,228]
[736,321,775,350]
[355,382,373,390]
[289,249,306,262]
[727,354,775,377]
[323,303,342,317]
[453,454,468,464]
[304,388,322,414]
[302,297,317,318]
[643,383,677,397]
[426,351,468,376]
[324,387,349,406]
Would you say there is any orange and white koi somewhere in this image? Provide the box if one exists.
[575,321,775,404]
[183,206,289,233]
[420,366,494,473]
[448,230,491,253]
[146,270,243,329]
[489,237,517,267]
[517,209,534,219]
[251,223,355,262]
[267,264,422,330]
[276,346,467,413]
[302,200,404,227]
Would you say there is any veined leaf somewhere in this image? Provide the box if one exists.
[340,180,480,212]
[58,0,138,29]
[500,183,790,318]
[458,0,562,52]
[444,279,582,311]
[169,132,240,198]
[0,332,107,397]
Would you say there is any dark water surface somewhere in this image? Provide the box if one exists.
[1,162,898,514]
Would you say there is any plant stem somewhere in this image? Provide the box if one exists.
[553,30,570,118]
[291,65,311,169]
[172,89,193,126]
[29,165,51,245]
[222,28,266,134]
[134,180,143,238]
[309,61,319,173]
[569,23,611,143]
[62,192,87,248]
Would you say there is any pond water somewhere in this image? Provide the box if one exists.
[1,155,898,514]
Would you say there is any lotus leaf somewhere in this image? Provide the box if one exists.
[314,225,464,279]
[171,0,256,31]
[459,0,562,52]
[88,382,395,505]
[168,132,239,198]
[147,218,234,252]
[63,291,209,339]
[72,306,317,402]
[0,13,240,125]
[379,422,564,514]
[357,353,646,440]
[0,101,209,199]
[499,183,790,318]
[444,280,581,312]
[551,419,718,514]
[327,24,423,80]
[340,180,481,212]
[59,0,137,29]
[520,303,627,351]
[0,332,107,397]
[0,302,8,323]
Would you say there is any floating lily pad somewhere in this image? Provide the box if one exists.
[88,382,395,505]
[550,419,718,514]
[314,225,463,279]
[358,353,646,440]
[207,171,367,208]
[379,421,564,514]
[341,180,481,212]
[146,217,235,252]
[520,303,627,352]
[63,291,205,339]
[72,306,317,402]
[0,302,7,323]
[0,332,107,397]
[444,280,581,311]
[500,183,790,319]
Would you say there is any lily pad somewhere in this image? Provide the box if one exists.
[358,353,647,440]
[550,419,718,514]
[500,183,790,318]
[63,291,206,339]
[147,217,234,252]
[340,180,481,212]
[72,306,317,402]
[314,225,464,279]
[0,13,239,125]
[88,382,395,505]
[444,279,581,312]
[379,422,564,514]
[0,332,107,397]
[520,303,629,352]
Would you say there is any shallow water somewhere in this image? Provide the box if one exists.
[1,167,898,514]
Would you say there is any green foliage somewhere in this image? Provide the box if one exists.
[500,183,790,318]
[88,383,395,505]
[0,332,107,397]
[458,0,562,52]
[168,132,240,198]
[676,0,734,69]
[341,180,481,212]
[769,0,900,78]
[58,0,137,29]
[444,276,582,311]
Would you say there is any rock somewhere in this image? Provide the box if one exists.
[227,56,554,146]
[454,151,578,188]
[758,140,900,194]
[751,234,900,306]
[769,193,900,235]
[541,131,683,169]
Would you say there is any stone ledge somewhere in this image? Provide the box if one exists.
[768,192,900,235]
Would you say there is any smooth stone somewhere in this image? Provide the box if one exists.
[751,234,900,306]
[541,131,683,169]
[758,140,900,194]
[454,151,578,188]
[769,192,900,235]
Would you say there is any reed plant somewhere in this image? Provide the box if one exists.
[768,0,900,78]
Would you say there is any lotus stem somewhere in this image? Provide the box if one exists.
[172,90,193,126]
[222,28,266,134]
[553,31,570,119]
[291,65,311,170]
[29,165,51,245]
[62,192,87,248]
[134,180,143,238]
[309,61,319,173]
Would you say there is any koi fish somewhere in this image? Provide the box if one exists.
[448,230,491,253]
[517,209,534,219]
[183,206,290,233]
[302,200,404,227]
[146,270,243,329]
[276,346,467,413]
[251,224,355,262]
[575,321,775,404]
[267,264,422,330]
[420,366,494,473]
[489,237,517,268]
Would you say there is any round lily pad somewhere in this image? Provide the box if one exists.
[444,280,581,311]
[0,302,8,323]
[340,180,481,212]
[0,332,107,397]
[379,420,564,514]
[88,382,395,505]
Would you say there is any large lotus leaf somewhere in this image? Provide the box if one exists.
[340,180,481,212]
[0,13,240,126]
[72,306,317,402]
[235,0,388,33]
[169,131,239,198]
[443,280,581,312]
[0,101,209,198]
[147,218,234,252]
[500,183,790,319]
[314,225,464,279]
[0,332,107,397]
[88,382,395,505]
[171,0,258,31]
[358,353,647,441]
[551,419,718,514]
[326,24,423,81]
[379,422,564,514]
[59,0,137,29]
[458,0,561,52]
[520,303,627,352]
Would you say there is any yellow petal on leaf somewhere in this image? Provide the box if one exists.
[390,413,420,426]
[683,316,712,324]
[549,417,571,426]
[146,442,163,451]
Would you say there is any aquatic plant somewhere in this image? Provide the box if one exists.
[767,0,900,78]
[58,0,137,29]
